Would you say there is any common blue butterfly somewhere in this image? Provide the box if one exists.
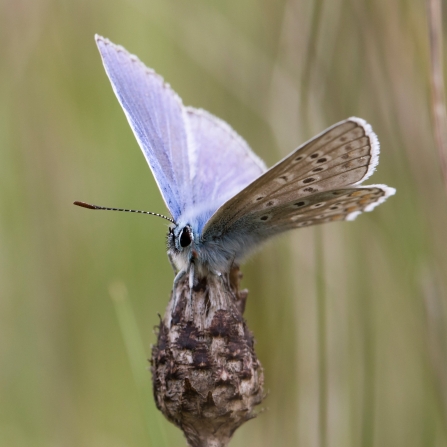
[76,36,396,289]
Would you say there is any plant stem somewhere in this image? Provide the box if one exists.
[427,0,447,194]
[315,226,327,447]
[109,281,169,447]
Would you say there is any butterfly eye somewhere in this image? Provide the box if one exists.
[180,227,192,247]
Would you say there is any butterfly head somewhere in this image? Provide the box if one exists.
[168,224,201,272]
[169,224,195,251]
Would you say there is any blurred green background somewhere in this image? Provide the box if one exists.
[2,0,447,446]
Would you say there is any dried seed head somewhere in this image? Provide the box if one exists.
[151,267,264,447]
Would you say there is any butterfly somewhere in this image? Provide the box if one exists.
[75,35,395,289]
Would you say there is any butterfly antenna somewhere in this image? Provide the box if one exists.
[73,201,175,223]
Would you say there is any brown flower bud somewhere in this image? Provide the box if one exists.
[151,267,264,447]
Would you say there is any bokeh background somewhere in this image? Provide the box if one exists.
[2,0,447,446]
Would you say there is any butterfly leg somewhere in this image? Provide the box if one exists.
[171,268,186,314]
[188,261,196,312]
[189,262,195,290]
[168,252,179,274]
